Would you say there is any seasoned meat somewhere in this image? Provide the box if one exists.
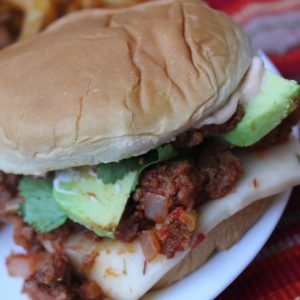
[130,142,243,257]
[34,253,71,286]
[201,105,245,136]
[197,142,244,200]
[78,281,106,300]
[23,278,73,300]
[120,141,244,257]
[115,199,153,242]
[8,251,74,300]
[175,130,204,149]
[25,267,106,300]
[251,106,300,150]
[7,221,108,300]
[9,215,74,254]
[8,215,42,253]
[156,208,197,258]
[135,143,243,211]
[134,160,203,214]
[23,268,108,300]
[176,106,244,148]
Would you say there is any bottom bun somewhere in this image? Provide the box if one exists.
[154,197,273,290]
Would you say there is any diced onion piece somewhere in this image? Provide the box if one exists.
[142,193,171,223]
[140,230,161,262]
[0,197,23,217]
[6,253,35,278]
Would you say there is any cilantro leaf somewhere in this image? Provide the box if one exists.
[139,144,178,174]
[98,158,141,184]
[19,177,67,233]
[97,144,178,186]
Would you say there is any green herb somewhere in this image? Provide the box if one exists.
[97,144,178,186]
[157,144,178,161]
[19,177,67,233]
[98,158,141,184]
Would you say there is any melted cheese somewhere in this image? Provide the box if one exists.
[63,136,300,300]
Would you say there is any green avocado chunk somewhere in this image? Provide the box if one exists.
[53,167,138,238]
[52,144,178,238]
[222,70,300,147]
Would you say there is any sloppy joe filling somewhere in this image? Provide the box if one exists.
[1,104,299,300]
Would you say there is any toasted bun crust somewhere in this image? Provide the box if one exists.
[0,0,251,174]
[154,197,273,290]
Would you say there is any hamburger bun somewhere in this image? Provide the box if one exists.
[0,0,251,175]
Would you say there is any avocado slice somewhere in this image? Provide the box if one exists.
[222,70,300,147]
[52,144,178,238]
[53,167,138,238]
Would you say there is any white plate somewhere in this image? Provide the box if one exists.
[0,54,289,300]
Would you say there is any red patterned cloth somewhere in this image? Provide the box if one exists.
[206,0,300,82]
[203,1,300,298]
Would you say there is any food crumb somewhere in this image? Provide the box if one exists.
[143,260,148,275]
[191,233,205,249]
[252,178,260,188]
[104,267,119,278]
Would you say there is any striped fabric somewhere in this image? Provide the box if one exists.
[203,1,300,298]
[205,0,300,82]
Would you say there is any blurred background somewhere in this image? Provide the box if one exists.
[0,0,299,299]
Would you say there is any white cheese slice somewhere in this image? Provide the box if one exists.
[63,136,300,300]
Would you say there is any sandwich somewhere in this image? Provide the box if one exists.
[1,0,300,299]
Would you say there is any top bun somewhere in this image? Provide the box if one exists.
[0,0,251,175]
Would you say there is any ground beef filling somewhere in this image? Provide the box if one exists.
[116,107,300,258]
[7,250,108,300]
[118,142,244,259]
[251,106,300,150]
[175,105,244,149]
[196,142,244,200]
[6,216,108,300]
